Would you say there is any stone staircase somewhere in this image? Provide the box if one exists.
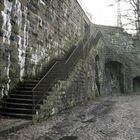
[0,32,103,120]
[0,80,40,119]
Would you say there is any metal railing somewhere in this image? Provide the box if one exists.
[32,31,103,115]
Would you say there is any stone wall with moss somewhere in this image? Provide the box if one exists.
[0,0,92,98]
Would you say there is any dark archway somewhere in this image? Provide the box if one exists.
[95,55,100,94]
[133,76,140,92]
[105,61,124,94]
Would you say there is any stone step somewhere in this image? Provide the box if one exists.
[15,90,32,95]
[16,87,33,91]
[1,107,35,114]
[23,80,39,83]
[20,83,37,87]
[6,98,34,104]
[15,90,44,95]
[2,102,40,109]
[20,80,39,87]
[9,94,41,99]
[0,111,33,120]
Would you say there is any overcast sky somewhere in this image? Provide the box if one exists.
[78,0,117,26]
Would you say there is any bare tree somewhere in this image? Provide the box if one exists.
[120,0,140,38]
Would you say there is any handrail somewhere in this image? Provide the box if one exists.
[32,31,103,114]
[32,43,82,92]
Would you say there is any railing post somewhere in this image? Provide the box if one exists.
[32,90,34,120]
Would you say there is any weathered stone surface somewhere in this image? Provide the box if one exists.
[0,0,91,98]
